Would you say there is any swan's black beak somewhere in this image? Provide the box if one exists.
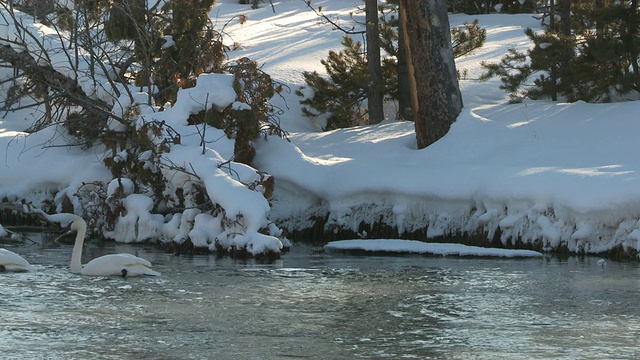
[121,269,128,278]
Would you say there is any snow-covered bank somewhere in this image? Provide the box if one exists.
[225,2,640,256]
[254,99,640,256]
[2,1,640,258]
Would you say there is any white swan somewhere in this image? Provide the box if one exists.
[0,248,33,272]
[69,217,160,277]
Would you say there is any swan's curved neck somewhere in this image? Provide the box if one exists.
[70,219,86,274]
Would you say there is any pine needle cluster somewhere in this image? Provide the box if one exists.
[481,1,640,103]
[297,6,485,130]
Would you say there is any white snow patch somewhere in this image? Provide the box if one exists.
[2,2,640,258]
[325,239,542,258]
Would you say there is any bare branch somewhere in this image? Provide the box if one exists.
[301,0,365,35]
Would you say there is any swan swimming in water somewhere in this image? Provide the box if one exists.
[0,204,159,276]
[68,217,160,277]
[0,248,33,272]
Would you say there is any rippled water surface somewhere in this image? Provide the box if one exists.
[2,235,640,359]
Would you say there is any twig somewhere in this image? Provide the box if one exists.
[300,0,364,35]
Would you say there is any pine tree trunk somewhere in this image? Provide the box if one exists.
[559,0,572,87]
[549,0,557,101]
[630,0,640,90]
[399,0,463,149]
[397,22,413,121]
[366,0,384,124]
[595,0,603,40]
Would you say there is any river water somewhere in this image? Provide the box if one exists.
[2,235,640,359]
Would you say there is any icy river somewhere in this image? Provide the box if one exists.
[2,234,640,359]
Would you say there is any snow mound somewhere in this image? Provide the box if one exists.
[325,239,543,258]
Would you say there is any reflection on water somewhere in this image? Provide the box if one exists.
[2,234,640,359]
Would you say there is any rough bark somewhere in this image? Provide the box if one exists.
[397,22,413,121]
[630,0,640,85]
[548,0,559,101]
[365,0,384,124]
[559,0,572,86]
[399,0,463,149]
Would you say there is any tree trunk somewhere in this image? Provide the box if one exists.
[399,1,463,149]
[559,0,571,38]
[629,0,640,90]
[595,0,603,40]
[397,22,413,121]
[548,0,557,101]
[559,0,572,86]
[365,0,384,124]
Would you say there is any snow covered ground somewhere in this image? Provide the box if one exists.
[2,1,640,257]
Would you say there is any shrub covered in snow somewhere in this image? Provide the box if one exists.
[0,4,287,258]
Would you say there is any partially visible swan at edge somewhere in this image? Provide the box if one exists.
[68,217,160,277]
[0,248,33,272]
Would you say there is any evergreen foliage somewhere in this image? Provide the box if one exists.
[297,8,485,130]
[297,36,372,129]
[105,0,146,42]
[225,57,284,165]
[452,19,487,58]
[481,1,640,103]
[447,0,537,14]
[156,0,226,103]
[103,0,226,104]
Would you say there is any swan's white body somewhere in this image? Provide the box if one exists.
[0,248,33,272]
[70,218,160,277]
